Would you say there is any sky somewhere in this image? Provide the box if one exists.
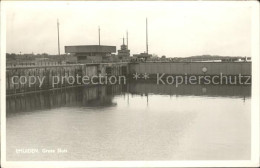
[4,1,252,57]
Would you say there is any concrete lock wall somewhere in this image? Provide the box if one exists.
[85,65,98,76]
[6,65,86,95]
[5,62,251,95]
[6,63,128,95]
[128,62,251,76]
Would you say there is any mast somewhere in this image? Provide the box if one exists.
[126,30,128,49]
[146,18,148,54]
[98,26,100,45]
[57,19,60,55]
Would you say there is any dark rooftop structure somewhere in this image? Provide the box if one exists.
[65,45,116,54]
[65,45,116,63]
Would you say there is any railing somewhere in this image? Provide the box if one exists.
[6,61,65,68]
[6,61,131,69]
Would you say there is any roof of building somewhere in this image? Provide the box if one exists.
[65,45,116,53]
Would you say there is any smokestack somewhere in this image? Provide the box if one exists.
[146,18,148,54]
[98,26,101,45]
[57,19,60,56]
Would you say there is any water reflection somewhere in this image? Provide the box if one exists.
[6,83,251,161]
[7,83,251,115]
[128,81,251,97]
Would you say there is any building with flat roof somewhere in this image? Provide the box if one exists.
[65,45,116,63]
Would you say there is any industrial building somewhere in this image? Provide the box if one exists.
[117,37,130,60]
[65,45,116,63]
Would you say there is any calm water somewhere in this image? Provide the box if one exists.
[6,83,251,161]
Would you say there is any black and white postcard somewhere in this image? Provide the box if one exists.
[1,0,259,167]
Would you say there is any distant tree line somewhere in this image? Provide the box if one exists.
[6,53,77,63]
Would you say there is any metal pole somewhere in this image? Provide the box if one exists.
[98,26,100,45]
[126,30,128,49]
[146,18,148,54]
[57,19,60,56]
